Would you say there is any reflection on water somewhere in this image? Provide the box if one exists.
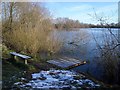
[52,28,120,85]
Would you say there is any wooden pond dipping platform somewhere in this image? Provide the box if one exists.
[47,57,87,69]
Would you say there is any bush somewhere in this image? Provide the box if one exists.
[2,44,11,58]
[2,2,62,58]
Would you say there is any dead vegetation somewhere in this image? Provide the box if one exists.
[2,2,62,57]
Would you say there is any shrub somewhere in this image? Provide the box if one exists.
[2,2,62,58]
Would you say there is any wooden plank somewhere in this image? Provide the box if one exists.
[61,57,82,63]
[59,58,79,64]
[10,52,31,59]
[47,57,86,69]
[47,60,70,68]
[57,58,78,67]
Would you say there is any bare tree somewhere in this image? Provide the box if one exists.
[2,2,61,58]
[90,11,120,84]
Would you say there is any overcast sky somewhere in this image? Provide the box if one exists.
[44,2,118,24]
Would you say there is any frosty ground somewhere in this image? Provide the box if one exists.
[13,69,100,89]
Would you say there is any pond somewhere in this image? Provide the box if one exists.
[52,28,120,85]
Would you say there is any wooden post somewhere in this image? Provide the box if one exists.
[25,59,27,64]
[10,54,15,60]
[14,55,19,62]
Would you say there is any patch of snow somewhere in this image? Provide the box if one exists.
[95,84,101,87]
[21,78,26,80]
[32,73,41,79]
[14,82,23,85]
[14,69,100,89]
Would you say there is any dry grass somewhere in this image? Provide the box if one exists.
[2,2,62,57]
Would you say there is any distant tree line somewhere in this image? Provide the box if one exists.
[53,18,89,29]
[53,17,120,29]
[89,23,120,28]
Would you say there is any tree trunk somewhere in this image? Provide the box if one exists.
[9,2,14,30]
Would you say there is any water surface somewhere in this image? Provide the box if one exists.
[52,28,119,84]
